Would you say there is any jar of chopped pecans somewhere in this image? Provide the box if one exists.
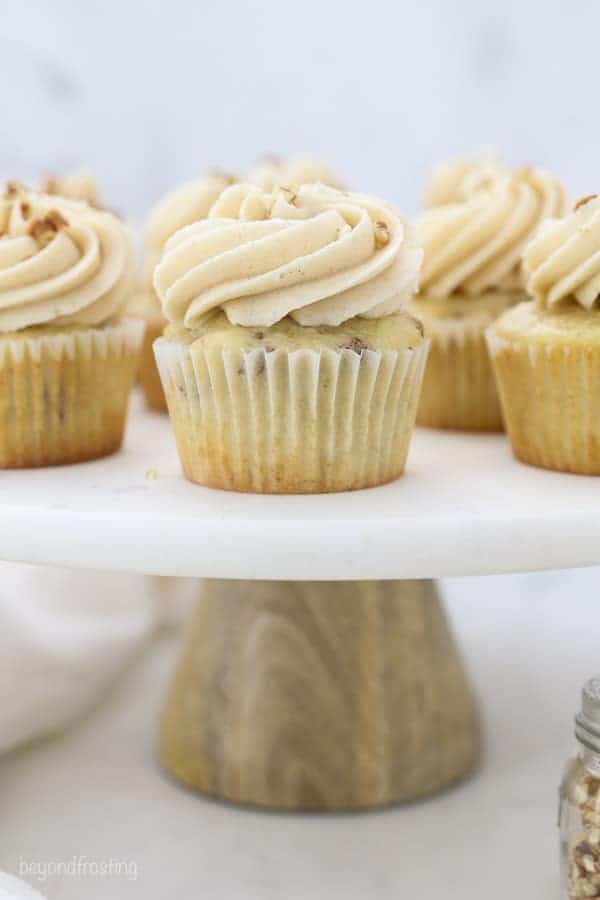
[560,677,600,899]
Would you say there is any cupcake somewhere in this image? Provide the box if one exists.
[153,182,427,493]
[488,195,600,475]
[137,171,238,411]
[39,167,102,207]
[247,154,345,191]
[0,184,142,468]
[411,161,567,431]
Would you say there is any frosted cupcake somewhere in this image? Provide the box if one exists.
[412,162,567,431]
[0,184,142,468]
[488,195,600,475]
[153,182,426,493]
[137,171,238,410]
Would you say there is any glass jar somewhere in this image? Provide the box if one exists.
[560,676,600,899]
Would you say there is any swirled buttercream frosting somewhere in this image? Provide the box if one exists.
[417,166,567,297]
[524,195,600,310]
[153,182,423,328]
[247,155,345,192]
[0,184,134,332]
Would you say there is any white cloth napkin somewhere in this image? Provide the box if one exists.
[0,871,47,900]
[0,563,194,756]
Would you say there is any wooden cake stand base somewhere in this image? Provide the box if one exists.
[160,578,480,811]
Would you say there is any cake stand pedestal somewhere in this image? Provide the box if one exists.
[160,578,478,810]
[1,400,599,811]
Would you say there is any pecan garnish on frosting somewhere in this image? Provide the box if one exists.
[374,220,390,247]
[279,185,298,206]
[39,175,61,196]
[574,194,599,212]
[4,180,26,199]
[28,209,68,246]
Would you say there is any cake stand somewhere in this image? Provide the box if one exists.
[2,399,599,811]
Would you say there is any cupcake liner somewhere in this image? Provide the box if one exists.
[0,318,144,468]
[139,315,167,412]
[487,329,600,475]
[417,314,504,431]
[154,337,429,493]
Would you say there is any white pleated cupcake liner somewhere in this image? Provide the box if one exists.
[0,318,144,468]
[423,311,498,349]
[415,313,503,431]
[0,317,145,366]
[155,338,429,493]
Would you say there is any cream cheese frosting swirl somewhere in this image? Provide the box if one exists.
[0,185,134,332]
[247,155,345,192]
[154,183,422,328]
[524,195,600,310]
[417,166,568,298]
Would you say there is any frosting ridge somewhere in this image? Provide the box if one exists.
[154,183,422,328]
[524,195,600,310]
[417,166,567,297]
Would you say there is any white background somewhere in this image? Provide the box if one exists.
[1,0,599,217]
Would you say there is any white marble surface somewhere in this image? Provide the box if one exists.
[1,1,599,218]
[0,568,598,899]
[3,402,600,580]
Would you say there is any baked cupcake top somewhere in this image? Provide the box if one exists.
[0,184,134,332]
[524,195,600,310]
[39,167,101,207]
[417,164,567,298]
[154,182,422,328]
[247,155,345,192]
